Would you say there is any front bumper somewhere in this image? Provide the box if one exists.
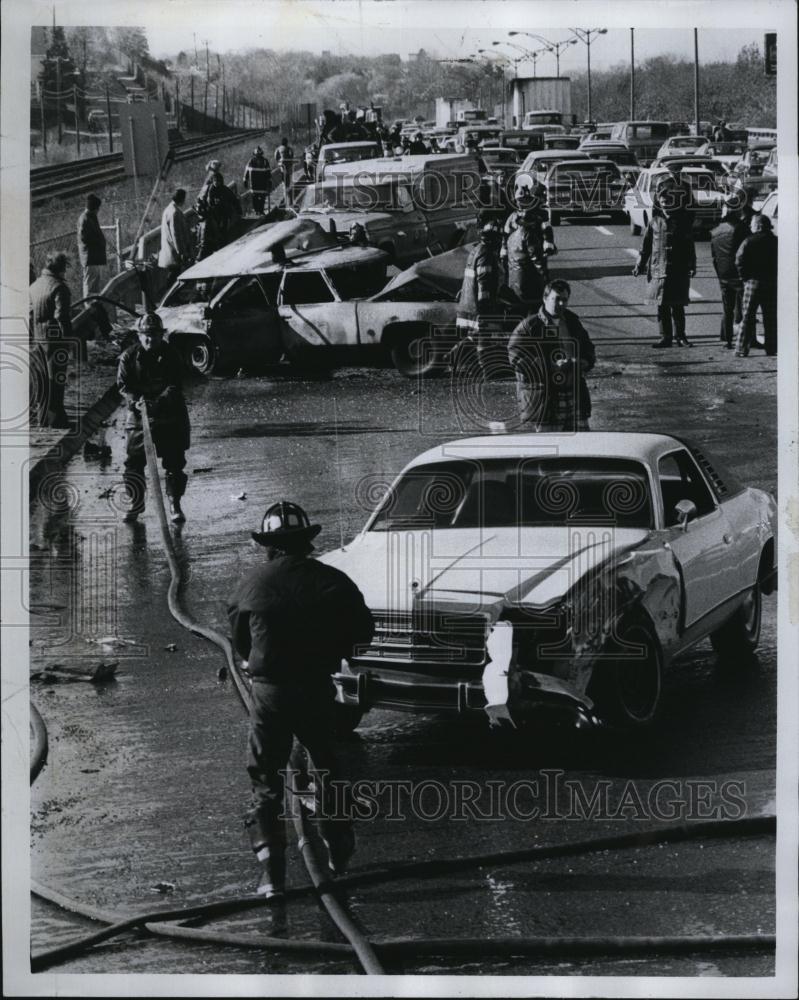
[333,663,597,727]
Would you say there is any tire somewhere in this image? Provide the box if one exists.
[332,702,364,735]
[588,620,663,728]
[629,216,642,236]
[389,326,445,378]
[183,336,218,376]
[710,582,761,659]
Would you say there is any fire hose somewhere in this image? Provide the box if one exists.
[28,409,777,973]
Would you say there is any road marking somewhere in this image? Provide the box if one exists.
[595,226,614,236]
[689,287,703,300]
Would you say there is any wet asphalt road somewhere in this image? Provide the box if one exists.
[28,219,778,977]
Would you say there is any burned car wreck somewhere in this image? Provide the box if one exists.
[153,218,477,377]
[320,433,777,732]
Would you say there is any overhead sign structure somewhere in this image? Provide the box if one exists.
[118,100,169,177]
[764,33,777,76]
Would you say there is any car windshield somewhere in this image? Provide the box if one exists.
[551,162,621,179]
[370,458,653,530]
[298,181,408,212]
[595,150,638,166]
[670,137,701,148]
[483,150,518,164]
[323,145,379,163]
[526,113,563,125]
[161,276,232,307]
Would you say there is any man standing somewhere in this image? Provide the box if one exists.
[735,213,778,357]
[632,177,696,349]
[117,312,190,523]
[157,189,193,289]
[243,146,273,215]
[77,193,107,299]
[275,138,295,200]
[29,252,73,428]
[507,278,596,432]
[228,502,374,897]
[456,219,506,376]
[195,172,242,260]
[710,195,750,349]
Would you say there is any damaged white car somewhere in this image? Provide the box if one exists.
[321,433,777,732]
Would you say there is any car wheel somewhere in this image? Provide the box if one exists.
[710,580,762,659]
[629,216,642,236]
[332,702,364,735]
[389,325,445,378]
[183,336,218,376]
[589,619,662,728]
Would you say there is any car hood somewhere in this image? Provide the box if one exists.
[298,209,395,229]
[320,527,651,614]
[157,304,208,336]
[377,243,473,299]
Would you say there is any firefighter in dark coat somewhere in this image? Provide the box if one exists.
[228,502,375,897]
[29,252,73,428]
[195,171,242,260]
[710,194,750,348]
[242,146,273,215]
[735,212,778,357]
[505,208,554,312]
[632,176,697,348]
[117,312,190,523]
[456,219,506,376]
[507,278,596,431]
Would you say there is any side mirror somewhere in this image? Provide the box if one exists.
[674,499,697,532]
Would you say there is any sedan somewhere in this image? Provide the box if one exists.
[624,167,725,235]
[655,135,708,158]
[154,219,481,377]
[543,159,627,224]
[321,432,777,732]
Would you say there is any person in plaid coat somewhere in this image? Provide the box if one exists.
[734,213,777,357]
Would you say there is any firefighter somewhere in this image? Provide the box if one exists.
[117,312,190,523]
[505,207,554,312]
[501,183,556,277]
[195,171,242,260]
[456,219,506,376]
[275,138,296,198]
[228,501,375,897]
[348,222,369,246]
[242,146,273,215]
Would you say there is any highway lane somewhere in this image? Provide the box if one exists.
[28,217,778,975]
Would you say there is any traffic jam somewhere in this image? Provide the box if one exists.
[23,22,788,986]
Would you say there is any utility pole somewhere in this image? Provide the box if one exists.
[630,28,635,119]
[105,82,113,152]
[693,28,700,137]
[74,84,80,155]
[40,85,47,154]
[190,74,195,123]
[56,56,62,143]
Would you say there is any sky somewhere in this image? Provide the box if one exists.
[26,0,780,73]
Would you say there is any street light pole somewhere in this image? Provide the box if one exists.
[630,28,635,119]
[694,28,700,137]
[569,28,607,124]
[508,32,577,79]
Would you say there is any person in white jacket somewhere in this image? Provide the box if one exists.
[158,189,193,288]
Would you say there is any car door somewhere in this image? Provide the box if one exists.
[277,268,356,353]
[657,449,738,629]
[209,276,283,366]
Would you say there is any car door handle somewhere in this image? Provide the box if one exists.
[723,533,733,544]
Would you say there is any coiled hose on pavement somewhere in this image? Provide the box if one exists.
[28,410,777,973]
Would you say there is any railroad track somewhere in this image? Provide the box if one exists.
[31,129,265,205]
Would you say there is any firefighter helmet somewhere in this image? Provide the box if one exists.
[251,501,322,547]
[137,312,164,334]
